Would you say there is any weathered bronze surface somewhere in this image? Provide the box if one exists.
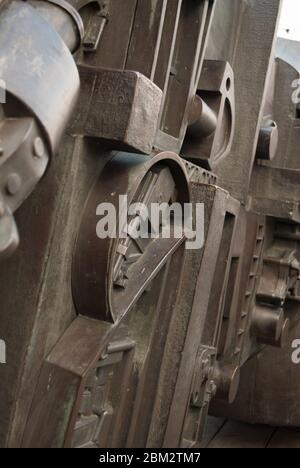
[0,0,299,449]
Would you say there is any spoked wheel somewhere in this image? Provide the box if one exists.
[70,151,190,448]
[22,151,192,448]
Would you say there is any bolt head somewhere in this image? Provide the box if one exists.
[256,122,278,161]
[6,173,21,196]
[33,137,45,159]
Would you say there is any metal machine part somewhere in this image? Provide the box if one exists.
[72,151,190,323]
[71,66,163,154]
[0,0,80,259]
[80,0,110,52]
[183,60,235,170]
[209,34,300,428]
[29,0,110,53]
[24,151,190,447]
[0,118,48,213]
[256,120,279,162]
[28,0,85,52]
[2,0,300,450]
[0,203,19,259]
[0,1,80,154]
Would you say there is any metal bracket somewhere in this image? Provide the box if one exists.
[183,60,235,170]
[191,346,217,409]
[82,0,110,52]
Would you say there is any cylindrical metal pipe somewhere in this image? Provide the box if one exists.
[262,318,290,349]
[212,363,240,404]
[251,305,285,346]
[256,121,279,161]
[187,94,218,139]
[28,0,82,52]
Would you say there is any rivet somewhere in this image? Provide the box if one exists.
[6,173,21,196]
[33,137,45,159]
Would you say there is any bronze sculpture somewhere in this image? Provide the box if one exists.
[0,0,299,448]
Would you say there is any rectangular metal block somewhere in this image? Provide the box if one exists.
[71,66,163,154]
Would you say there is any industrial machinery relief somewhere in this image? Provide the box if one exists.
[0,0,300,449]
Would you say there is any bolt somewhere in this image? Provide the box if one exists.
[6,173,21,196]
[33,137,45,159]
